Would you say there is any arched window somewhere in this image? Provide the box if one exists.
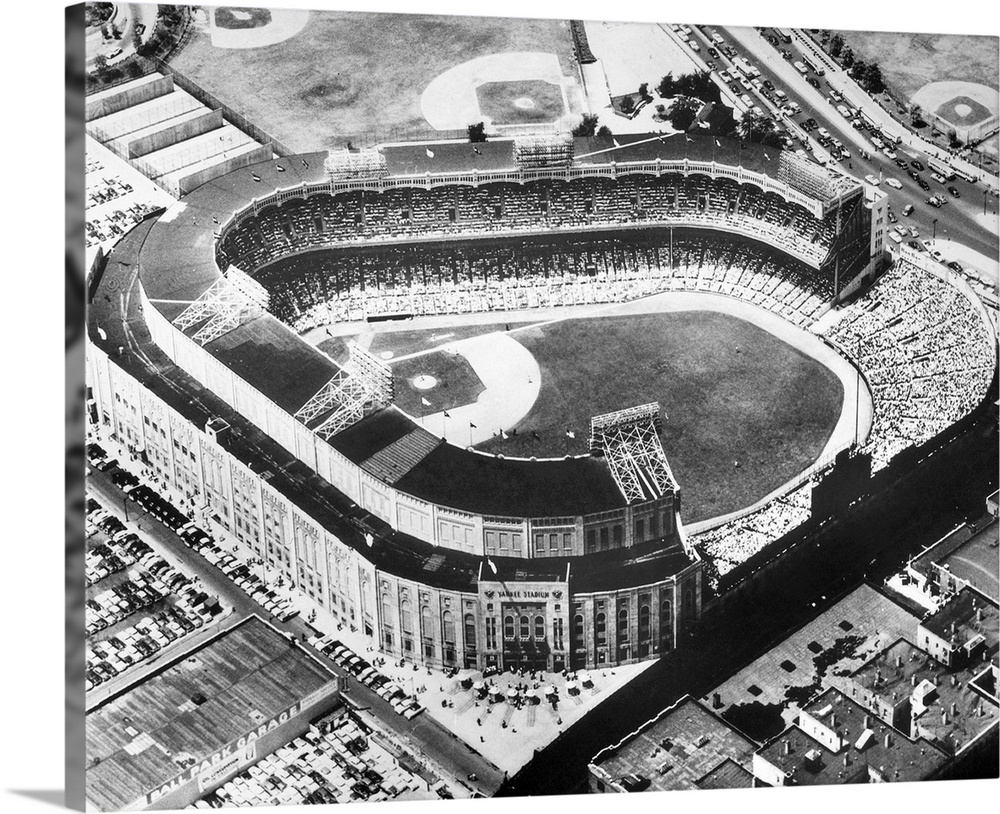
[618,608,629,639]
[464,613,476,645]
[443,611,455,644]
[684,589,694,619]
[504,615,515,640]
[661,599,672,625]
[381,593,393,626]
[595,612,607,645]
[421,605,433,639]
[534,615,545,639]
[639,605,651,639]
[400,599,412,633]
[519,615,530,639]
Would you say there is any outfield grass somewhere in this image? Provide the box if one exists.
[391,350,485,417]
[476,311,843,523]
[837,30,999,100]
[477,79,567,124]
[171,10,575,151]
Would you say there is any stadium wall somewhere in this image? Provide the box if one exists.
[87,332,701,672]
[85,74,174,120]
[127,109,225,158]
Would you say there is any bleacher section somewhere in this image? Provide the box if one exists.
[219,174,839,273]
[690,260,996,588]
[824,262,996,472]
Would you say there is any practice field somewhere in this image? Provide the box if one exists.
[170,10,576,151]
[460,310,843,523]
[476,79,567,124]
[837,30,999,101]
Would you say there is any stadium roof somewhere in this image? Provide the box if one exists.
[85,616,337,812]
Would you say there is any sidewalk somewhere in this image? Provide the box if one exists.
[790,28,999,192]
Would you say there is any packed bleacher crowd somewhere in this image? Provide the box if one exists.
[691,481,813,588]
[189,714,427,807]
[255,230,835,333]
[220,174,839,273]
[690,262,996,587]
[824,262,996,472]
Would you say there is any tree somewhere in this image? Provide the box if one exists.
[850,59,867,83]
[841,47,855,69]
[657,72,676,99]
[620,95,636,115]
[571,113,600,137]
[597,125,612,137]
[666,96,701,132]
[864,63,885,94]
[829,33,844,58]
[737,111,779,146]
[910,103,924,127]
[94,53,108,75]
[639,82,652,103]
[467,122,488,143]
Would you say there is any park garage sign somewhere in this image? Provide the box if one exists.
[142,701,302,806]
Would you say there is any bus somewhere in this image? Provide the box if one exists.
[801,55,825,76]
[732,57,759,78]
[775,28,794,43]
[927,156,957,181]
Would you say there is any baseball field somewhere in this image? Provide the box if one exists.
[344,307,845,524]
[170,9,577,151]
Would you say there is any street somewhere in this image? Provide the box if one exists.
[86,469,504,797]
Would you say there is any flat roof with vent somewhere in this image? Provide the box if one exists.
[589,695,758,792]
[85,616,339,812]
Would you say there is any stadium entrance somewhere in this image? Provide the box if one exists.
[501,603,551,672]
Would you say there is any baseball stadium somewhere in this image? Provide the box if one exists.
[86,123,997,674]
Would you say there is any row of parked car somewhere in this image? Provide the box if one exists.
[308,635,425,720]
[173,521,301,623]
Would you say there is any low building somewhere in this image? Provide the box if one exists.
[753,688,949,786]
[85,615,341,811]
[917,587,998,669]
[588,695,758,792]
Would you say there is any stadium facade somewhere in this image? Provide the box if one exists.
[88,134,895,672]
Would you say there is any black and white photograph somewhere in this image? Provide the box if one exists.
[36,0,1000,810]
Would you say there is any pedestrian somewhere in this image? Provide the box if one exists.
[480,735,485,743]
[476,718,481,726]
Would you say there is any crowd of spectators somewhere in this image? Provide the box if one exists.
[252,230,835,334]
[691,481,814,587]
[824,262,996,471]
[220,174,838,274]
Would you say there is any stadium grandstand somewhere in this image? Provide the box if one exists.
[85,131,996,673]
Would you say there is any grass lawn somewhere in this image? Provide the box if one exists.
[170,10,575,151]
[837,31,999,100]
[476,79,567,124]
[476,311,843,522]
[391,350,486,417]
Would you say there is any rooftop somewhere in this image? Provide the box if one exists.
[85,616,338,811]
[920,587,1000,651]
[591,695,758,792]
[757,688,948,785]
[845,638,1000,755]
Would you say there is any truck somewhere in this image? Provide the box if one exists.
[927,156,957,181]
